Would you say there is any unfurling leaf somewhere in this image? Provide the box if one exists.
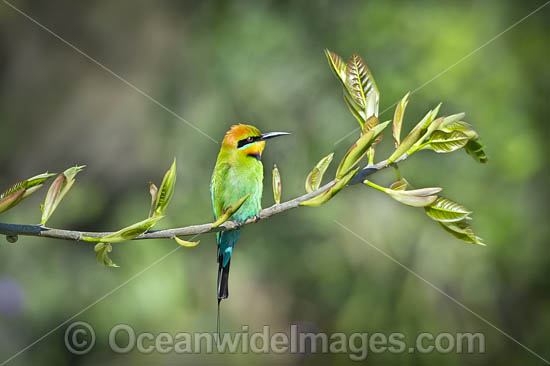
[407,103,443,152]
[385,188,440,207]
[464,136,488,163]
[336,120,390,178]
[0,172,56,215]
[22,172,57,193]
[0,189,25,215]
[425,197,472,222]
[364,116,383,142]
[94,242,119,267]
[40,165,85,225]
[439,120,488,163]
[148,182,158,218]
[301,168,358,207]
[438,113,466,130]
[324,49,347,86]
[364,180,441,207]
[211,193,251,228]
[83,216,164,243]
[387,105,441,164]
[408,113,468,155]
[438,220,485,246]
[305,152,334,193]
[343,93,366,128]
[345,54,379,120]
[364,116,382,164]
[152,158,177,217]
[272,165,282,204]
[421,130,470,153]
[174,237,200,247]
[392,92,410,147]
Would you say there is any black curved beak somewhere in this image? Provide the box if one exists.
[260,132,291,140]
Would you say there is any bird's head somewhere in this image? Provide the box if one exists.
[221,124,290,160]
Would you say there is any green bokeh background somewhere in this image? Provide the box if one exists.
[1,1,548,365]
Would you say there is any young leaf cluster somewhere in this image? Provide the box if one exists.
[300,49,488,245]
[0,172,56,215]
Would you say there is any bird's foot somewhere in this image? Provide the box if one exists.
[242,215,260,226]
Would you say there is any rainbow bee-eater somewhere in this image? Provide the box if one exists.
[211,124,289,307]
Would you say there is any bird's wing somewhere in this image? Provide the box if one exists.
[211,161,231,219]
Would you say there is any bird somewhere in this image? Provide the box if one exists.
[210,124,289,331]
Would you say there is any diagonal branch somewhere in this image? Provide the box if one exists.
[0,156,406,243]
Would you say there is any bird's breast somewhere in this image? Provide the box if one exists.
[225,163,263,222]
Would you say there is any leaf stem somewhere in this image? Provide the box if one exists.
[363,179,387,193]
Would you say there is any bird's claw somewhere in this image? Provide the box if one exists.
[243,215,260,226]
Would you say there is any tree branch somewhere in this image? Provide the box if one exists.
[0,155,406,243]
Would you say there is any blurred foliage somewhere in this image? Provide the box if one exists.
[0,0,549,365]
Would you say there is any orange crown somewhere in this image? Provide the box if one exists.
[222,124,262,148]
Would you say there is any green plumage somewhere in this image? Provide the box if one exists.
[211,149,263,224]
[211,148,263,267]
[210,124,265,301]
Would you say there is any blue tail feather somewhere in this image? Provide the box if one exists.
[217,229,241,300]
[218,229,241,268]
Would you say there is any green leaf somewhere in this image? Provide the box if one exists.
[343,93,366,128]
[336,120,390,178]
[305,152,334,193]
[211,193,251,228]
[464,136,488,163]
[439,120,488,163]
[0,189,25,214]
[364,180,441,207]
[385,188,440,207]
[301,168,358,207]
[421,130,470,153]
[174,237,200,247]
[425,197,472,222]
[408,103,443,151]
[438,220,485,246]
[0,172,56,200]
[152,158,177,217]
[0,172,56,215]
[438,113,466,130]
[94,242,119,267]
[40,165,85,225]
[392,92,410,147]
[272,164,282,204]
[387,105,441,164]
[24,172,57,191]
[0,181,26,201]
[324,49,347,86]
[364,116,382,164]
[364,115,382,142]
[345,54,379,119]
[84,216,164,243]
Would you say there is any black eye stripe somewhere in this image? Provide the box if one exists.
[237,135,261,148]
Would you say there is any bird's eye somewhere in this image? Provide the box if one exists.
[247,137,254,142]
